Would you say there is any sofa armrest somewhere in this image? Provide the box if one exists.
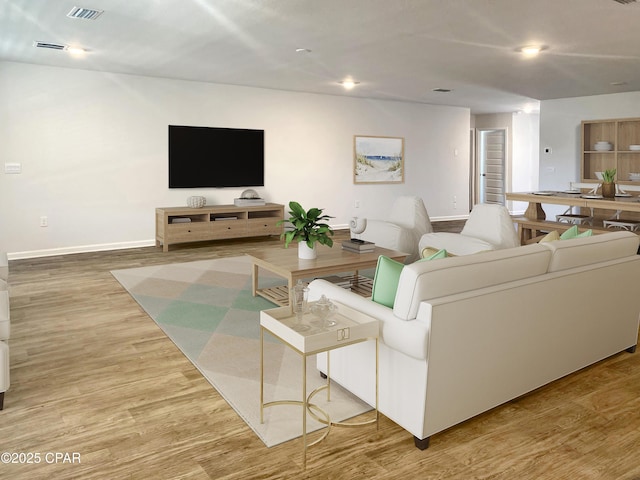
[0,291,8,341]
[307,279,429,360]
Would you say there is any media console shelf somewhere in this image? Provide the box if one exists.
[156,203,284,252]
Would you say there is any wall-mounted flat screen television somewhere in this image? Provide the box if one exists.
[168,125,264,188]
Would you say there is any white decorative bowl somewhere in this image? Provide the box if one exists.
[629,145,640,151]
[594,145,612,151]
[187,196,206,208]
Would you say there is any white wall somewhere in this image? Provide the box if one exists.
[540,92,640,190]
[0,62,470,258]
[539,91,640,217]
[512,112,540,214]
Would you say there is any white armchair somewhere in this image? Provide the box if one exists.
[352,196,433,263]
[419,203,519,256]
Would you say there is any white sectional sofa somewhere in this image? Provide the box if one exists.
[307,231,640,448]
[0,251,9,410]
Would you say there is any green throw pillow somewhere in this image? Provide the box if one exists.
[371,256,404,308]
[560,225,592,240]
[371,250,449,308]
[422,248,448,260]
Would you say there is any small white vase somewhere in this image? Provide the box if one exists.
[298,241,317,259]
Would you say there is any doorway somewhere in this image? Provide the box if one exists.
[473,128,507,205]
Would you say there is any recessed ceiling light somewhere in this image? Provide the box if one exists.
[432,88,452,93]
[339,79,360,90]
[610,81,628,86]
[516,45,548,57]
[66,46,87,55]
[295,48,311,54]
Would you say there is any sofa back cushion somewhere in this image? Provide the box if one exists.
[393,244,551,320]
[542,230,639,272]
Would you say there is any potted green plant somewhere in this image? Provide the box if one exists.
[278,201,334,259]
[601,168,616,198]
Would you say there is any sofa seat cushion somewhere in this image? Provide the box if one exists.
[393,243,552,320]
[419,232,496,256]
[543,231,639,272]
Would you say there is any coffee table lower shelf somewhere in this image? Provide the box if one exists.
[256,274,374,306]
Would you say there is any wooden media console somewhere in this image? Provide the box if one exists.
[156,203,284,252]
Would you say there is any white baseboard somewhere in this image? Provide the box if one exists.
[8,216,475,260]
[431,214,470,222]
[8,240,157,260]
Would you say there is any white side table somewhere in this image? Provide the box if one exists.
[260,302,379,469]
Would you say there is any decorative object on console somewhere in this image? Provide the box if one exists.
[601,168,616,198]
[234,189,266,206]
[186,195,206,208]
[278,201,334,259]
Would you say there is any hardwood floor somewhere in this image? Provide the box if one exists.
[2,224,640,479]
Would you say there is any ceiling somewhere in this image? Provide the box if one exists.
[1,0,639,114]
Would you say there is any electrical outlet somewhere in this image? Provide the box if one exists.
[354,200,360,208]
[40,216,48,227]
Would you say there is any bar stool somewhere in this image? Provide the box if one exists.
[603,210,640,231]
[556,206,593,226]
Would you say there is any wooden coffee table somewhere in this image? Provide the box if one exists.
[247,244,407,306]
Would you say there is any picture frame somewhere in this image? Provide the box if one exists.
[353,135,404,184]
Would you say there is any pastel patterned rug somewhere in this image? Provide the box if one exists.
[111,255,371,447]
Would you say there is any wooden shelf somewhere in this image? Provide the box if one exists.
[156,203,284,252]
[581,117,640,184]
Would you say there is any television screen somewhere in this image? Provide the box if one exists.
[168,125,264,188]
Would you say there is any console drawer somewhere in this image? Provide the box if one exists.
[210,220,248,239]
[248,218,283,236]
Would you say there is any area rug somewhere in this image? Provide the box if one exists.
[111,255,372,447]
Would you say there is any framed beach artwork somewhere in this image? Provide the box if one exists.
[353,135,404,184]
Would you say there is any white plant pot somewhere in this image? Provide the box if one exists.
[298,241,317,259]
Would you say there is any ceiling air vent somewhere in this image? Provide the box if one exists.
[67,6,104,20]
[612,0,636,4]
[33,41,67,50]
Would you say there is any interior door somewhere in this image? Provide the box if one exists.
[475,128,506,205]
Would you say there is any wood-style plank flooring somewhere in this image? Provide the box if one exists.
[2,223,640,479]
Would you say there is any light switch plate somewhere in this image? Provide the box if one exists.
[4,163,22,174]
